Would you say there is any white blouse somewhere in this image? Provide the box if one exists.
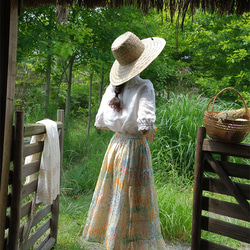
[94,76,156,134]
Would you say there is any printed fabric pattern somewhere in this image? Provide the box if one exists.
[82,132,167,249]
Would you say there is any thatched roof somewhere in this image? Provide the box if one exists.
[22,0,250,16]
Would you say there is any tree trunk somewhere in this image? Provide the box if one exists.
[65,55,74,131]
[44,8,53,118]
[87,73,93,136]
[44,52,51,118]
[54,63,68,105]
[97,66,104,135]
[175,1,182,59]
[99,65,104,104]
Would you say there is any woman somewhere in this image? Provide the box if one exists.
[82,31,167,249]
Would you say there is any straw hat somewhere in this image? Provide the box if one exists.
[110,31,166,86]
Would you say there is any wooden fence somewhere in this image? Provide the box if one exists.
[3,109,64,250]
[191,126,250,250]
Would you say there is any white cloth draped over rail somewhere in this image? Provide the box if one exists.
[25,119,60,205]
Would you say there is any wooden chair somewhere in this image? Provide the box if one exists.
[4,110,64,250]
[191,126,250,250]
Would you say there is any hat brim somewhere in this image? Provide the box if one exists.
[110,37,166,86]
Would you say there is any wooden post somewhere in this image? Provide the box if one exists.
[191,126,206,250]
[7,111,24,250]
[0,1,19,249]
[50,109,64,243]
[0,0,10,178]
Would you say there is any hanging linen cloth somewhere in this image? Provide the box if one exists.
[25,119,60,204]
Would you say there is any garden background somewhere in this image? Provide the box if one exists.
[16,5,250,249]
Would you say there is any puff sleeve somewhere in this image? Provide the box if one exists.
[94,85,112,128]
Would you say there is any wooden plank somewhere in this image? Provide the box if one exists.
[203,177,250,200]
[22,160,40,179]
[191,126,206,250]
[21,180,38,199]
[57,109,64,183]
[0,1,19,247]
[204,152,250,219]
[35,234,50,250]
[31,204,52,228]
[21,200,32,219]
[201,216,250,244]
[36,236,56,250]
[202,196,250,222]
[200,239,236,250]
[204,161,250,180]
[23,141,44,158]
[8,111,24,249]
[202,139,250,159]
[24,122,63,138]
[50,195,60,242]
[25,218,51,250]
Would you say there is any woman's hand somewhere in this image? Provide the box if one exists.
[144,133,155,142]
[140,128,156,142]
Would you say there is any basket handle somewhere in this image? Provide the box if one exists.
[206,87,250,119]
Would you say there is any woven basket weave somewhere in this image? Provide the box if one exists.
[204,87,250,143]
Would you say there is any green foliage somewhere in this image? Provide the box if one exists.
[184,12,250,98]
[151,93,207,179]
[17,6,250,124]
[62,119,113,194]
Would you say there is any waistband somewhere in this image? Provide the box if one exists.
[114,132,144,139]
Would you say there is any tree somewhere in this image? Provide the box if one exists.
[18,5,58,118]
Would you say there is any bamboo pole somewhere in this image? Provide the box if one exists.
[8,111,24,250]
[0,1,19,249]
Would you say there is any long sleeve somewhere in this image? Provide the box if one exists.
[137,83,156,131]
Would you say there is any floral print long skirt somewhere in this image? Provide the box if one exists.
[82,132,166,250]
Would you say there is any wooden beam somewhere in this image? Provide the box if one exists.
[8,111,24,250]
[24,122,63,137]
[201,216,250,244]
[204,152,250,219]
[202,138,250,159]
[0,0,10,177]
[50,109,64,244]
[191,126,206,250]
[0,1,19,249]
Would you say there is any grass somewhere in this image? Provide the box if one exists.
[54,194,92,249]
[155,177,193,243]
[152,93,208,177]
[55,92,250,249]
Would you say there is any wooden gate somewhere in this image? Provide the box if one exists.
[191,126,250,250]
[3,110,64,250]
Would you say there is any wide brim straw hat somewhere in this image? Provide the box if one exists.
[110,31,166,86]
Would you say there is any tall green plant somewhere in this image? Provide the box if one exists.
[151,93,207,179]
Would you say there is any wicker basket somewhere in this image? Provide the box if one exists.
[204,87,250,143]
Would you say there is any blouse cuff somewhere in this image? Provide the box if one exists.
[138,119,155,131]
[94,119,105,128]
